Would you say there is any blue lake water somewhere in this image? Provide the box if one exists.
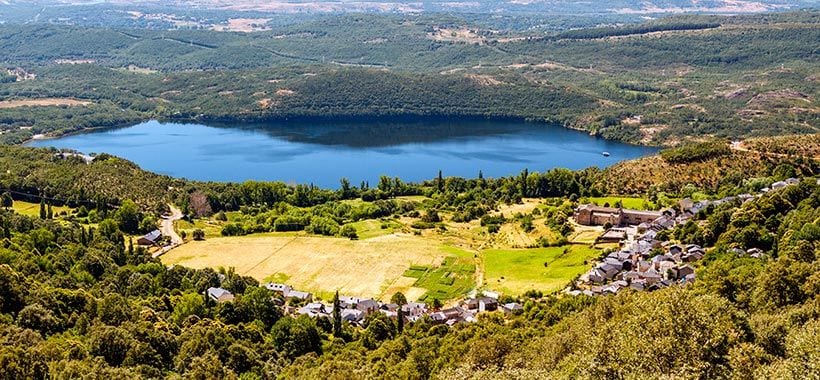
[27,120,657,187]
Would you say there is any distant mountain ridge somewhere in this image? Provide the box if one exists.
[5,0,818,14]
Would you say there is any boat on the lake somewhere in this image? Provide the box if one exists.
[602,151,611,157]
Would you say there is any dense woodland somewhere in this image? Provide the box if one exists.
[0,11,816,145]
[0,140,818,378]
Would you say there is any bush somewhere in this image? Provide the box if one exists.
[192,229,205,240]
[421,210,441,223]
[305,217,340,236]
[339,225,358,240]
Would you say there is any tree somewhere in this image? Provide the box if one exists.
[98,293,133,326]
[172,293,206,325]
[339,178,354,199]
[237,287,281,328]
[0,265,27,314]
[437,170,444,193]
[192,229,205,241]
[89,326,134,366]
[17,304,60,336]
[139,215,157,233]
[115,199,140,233]
[39,199,46,220]
[270,315,322,359]
[2,192,12,209]
[391,292,407,333]
[189,191,212,217]
[332,290,342,338]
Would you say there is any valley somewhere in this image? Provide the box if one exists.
[0,2,817,379]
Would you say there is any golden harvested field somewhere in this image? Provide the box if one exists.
[0,98,91,108]
[162,233,455,301]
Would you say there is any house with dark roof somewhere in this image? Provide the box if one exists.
[478,297,498,312]
[137,230,162,246]
[356,299,379,315]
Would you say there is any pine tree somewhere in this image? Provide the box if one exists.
[437,170,444,193]
[47,203,53,219]
[39,199,46,220]
[391,292,407,333]
[332,290,342,338]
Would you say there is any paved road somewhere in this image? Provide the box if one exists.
[153,204,183,258]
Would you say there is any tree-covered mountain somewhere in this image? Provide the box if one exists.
[0,11,817,145]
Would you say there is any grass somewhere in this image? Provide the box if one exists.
[408,251,475,303]
[349,219,403,240]
[263,272,291,284]
[11,200,73,218]
[176,218,224,239]
[483,245,601,295]
[162,233,464,302]
[586,196,655,210]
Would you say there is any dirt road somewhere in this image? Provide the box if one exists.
[153,204,183,258]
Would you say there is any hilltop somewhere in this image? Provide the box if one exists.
[0,11,817,145]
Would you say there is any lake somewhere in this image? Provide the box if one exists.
[27,120,657,187]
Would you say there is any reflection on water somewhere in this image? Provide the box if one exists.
[27,119,657,187]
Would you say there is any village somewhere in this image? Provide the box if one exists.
[204,283,523,327]
[144,177,808,327]
[569,177,806,296]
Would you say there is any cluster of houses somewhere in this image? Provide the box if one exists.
[204,283,523,326]
[286,288,523,326]
[571,177,807,296]
[573,242,703,296]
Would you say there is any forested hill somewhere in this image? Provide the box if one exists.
[0,139,818,378]
[0,11,817,145]
[4,135,817,213]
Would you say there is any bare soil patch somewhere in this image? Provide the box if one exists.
[0,98,91,108]
[212,18,272,32]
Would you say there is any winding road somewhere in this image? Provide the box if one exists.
[153,204,184,258]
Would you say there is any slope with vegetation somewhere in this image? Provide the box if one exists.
[0,142,817,378]
[0,11,816,145]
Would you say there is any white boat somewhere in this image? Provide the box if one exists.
[602,151,611,157]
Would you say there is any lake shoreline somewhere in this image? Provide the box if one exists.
[26,119,658,187]
[19,113,657,148]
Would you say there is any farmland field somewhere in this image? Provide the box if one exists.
[11,200,73,218]
[483,245,601,295]
[585,196,656,210]
[162,233,475,302]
